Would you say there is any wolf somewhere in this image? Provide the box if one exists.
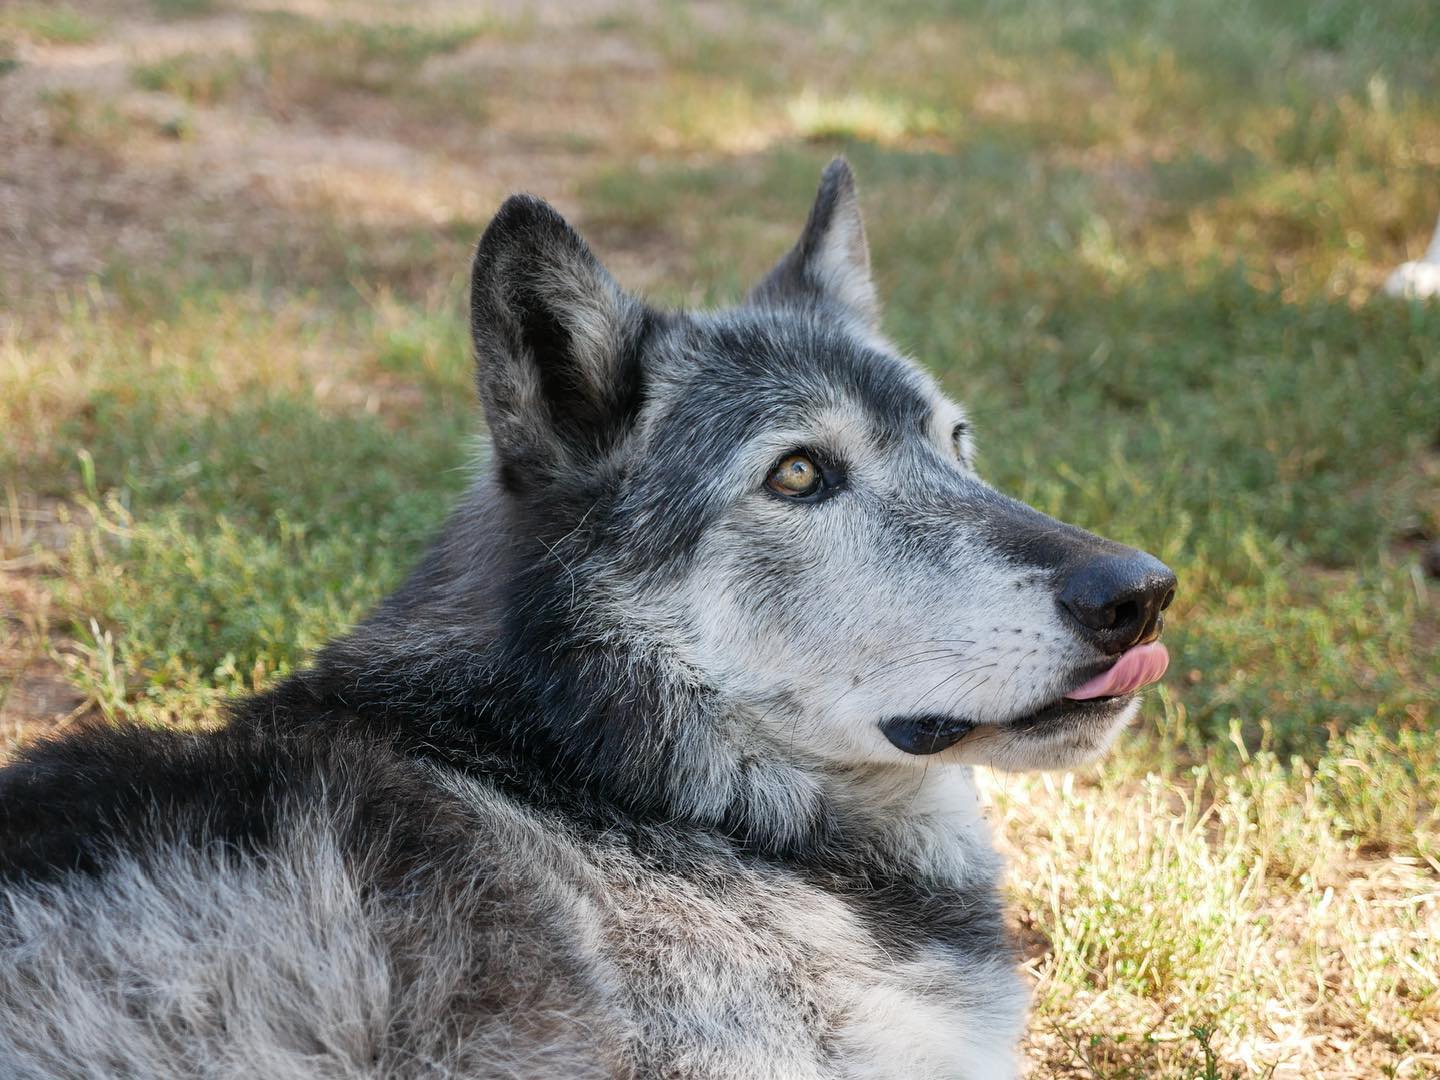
[0,159,1175,1079]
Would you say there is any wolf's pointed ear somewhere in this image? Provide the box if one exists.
[470,195,649,491]
[748,157,879,330]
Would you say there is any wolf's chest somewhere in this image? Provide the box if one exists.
[592,855,1026,1080]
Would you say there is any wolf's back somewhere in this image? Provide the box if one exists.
[0,724,631,1079]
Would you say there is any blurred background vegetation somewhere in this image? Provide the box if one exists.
[1,1,1437,1075]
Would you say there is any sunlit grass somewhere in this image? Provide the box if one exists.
[786,90,946,145]
[987,757,1440,1076]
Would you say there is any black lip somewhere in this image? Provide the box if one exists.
[879,714,977,755]
[1002,693,1130,734]
[880,694,1132,756]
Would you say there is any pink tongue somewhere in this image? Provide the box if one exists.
[1064,642,1170,700]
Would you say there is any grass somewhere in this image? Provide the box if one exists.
[126,14,501,124]
[149,0,217,16]
[0,5,103,46]
[2,0,1437,1075]
[133,52,246,107]
[252,14,496,103]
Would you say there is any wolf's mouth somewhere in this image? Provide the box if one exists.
[880,643,1170,756]
[1062,643,1169,701]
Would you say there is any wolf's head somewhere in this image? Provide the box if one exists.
[286,160,1174,847]
[459,159,1174,792]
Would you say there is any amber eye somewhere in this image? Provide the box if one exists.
[766,452,823,498]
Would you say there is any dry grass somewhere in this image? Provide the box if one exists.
[987,761,1440,1077]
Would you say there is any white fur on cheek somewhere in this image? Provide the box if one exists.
[670,363,1130,777]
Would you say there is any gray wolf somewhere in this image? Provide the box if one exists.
[0,159,1175,1079]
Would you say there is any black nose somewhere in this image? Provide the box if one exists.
[1058,551,1176,655]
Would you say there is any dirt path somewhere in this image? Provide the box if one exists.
[1,0,679,302]
[0,505,89,756]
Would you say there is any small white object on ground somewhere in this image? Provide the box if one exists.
[1383,211,1440,299]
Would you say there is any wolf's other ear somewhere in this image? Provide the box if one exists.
[470,195,649,491]
[749,157,879,330]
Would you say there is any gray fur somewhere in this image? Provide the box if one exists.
[0,159,1174,1078]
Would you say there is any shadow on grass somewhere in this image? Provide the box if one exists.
[56,392,473,715]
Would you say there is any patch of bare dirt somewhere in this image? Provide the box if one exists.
[0,657,87,758]
[0,0,695,302]
[0,490,99,758]
[0,565,87,760]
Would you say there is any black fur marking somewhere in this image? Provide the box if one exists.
[469,194,654,485]
[0,721,471,891]
[970,485,1134,577]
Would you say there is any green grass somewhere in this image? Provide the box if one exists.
[3,0,1438,1075]
[254,14,495,97]
[149,0,218,16]
[0,5,104,46]
[126,14,500,121]
[133,52,246,106]
[4,289,473,722]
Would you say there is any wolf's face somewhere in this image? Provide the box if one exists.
[469,160,1174,775]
